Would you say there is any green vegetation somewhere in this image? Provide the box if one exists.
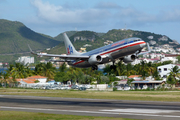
[0,111,136,120]
[0,88,180,102]
[0,19,178,63]
[0,19,60,61]
[49,29,176,57]
[0,60,177,88]
[104,61,172,80]
[54,31,77,41]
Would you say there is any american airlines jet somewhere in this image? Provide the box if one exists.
[29,33,150,70]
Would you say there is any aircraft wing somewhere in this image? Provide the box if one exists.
[28,45,90,61]
[137,43,151,56]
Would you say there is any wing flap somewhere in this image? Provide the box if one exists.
[28,44,89,60]
[36,53,89,60]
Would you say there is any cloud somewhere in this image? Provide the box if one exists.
[159,7,180,22]
[30,0,180,33]
[31,0,110,24]
[95,2,121,9]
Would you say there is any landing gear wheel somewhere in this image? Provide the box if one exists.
[92,65,98,70]
[110,65,116,70]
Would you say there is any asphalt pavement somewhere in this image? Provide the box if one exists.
[0,95,180,120]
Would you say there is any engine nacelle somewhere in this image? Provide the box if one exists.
[88,55,102,65]
[123,55,136,63]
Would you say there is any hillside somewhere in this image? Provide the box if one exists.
[54,31,77,41]
[102,29,177,46]
[0,19,60,54]
[0,19,178,63]
[48,29,179,55]
[47,31,100,54]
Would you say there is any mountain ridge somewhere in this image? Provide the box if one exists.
[0,19,60,54]
[0,19,179,63]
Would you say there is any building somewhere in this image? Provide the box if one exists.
[160,57,178,63]
[157,64,180,81]
[128,75,142,81]
[16,75,47,84]
[16,56,34,65]
[27,75,47,83]
[131,80,165,89]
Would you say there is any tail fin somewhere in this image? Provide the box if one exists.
[63,33,81,55]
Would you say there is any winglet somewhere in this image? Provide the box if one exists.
[147,43,151,52]
[28,44,37,55]
[137,42,151,56]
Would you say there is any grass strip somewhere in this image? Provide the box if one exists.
[0,88,180,102]
[0,111,140,120]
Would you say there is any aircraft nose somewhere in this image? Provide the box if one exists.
[140,42,146,48]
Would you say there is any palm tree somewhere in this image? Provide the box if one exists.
[116,61,126,76]
[168,65,180,87]
[139,60,148,80]
[35,62,56,80]
[1,73,11,88]
[59,62,67,72]
[8,63,33,79]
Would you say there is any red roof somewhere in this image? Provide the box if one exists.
[128,75,142,78]
[27,75,47,79]
[16,78,37,84]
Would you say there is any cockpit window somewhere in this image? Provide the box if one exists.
[134,39,141,42]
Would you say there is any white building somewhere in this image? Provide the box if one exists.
[16,56,34,65]
[157,64,180,81]
[160,57,178,63]
[27,75,47,83]
[143,53,165,59]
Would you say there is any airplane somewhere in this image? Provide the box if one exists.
[28,33,151,70]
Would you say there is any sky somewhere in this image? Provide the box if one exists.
[1,0,180,42]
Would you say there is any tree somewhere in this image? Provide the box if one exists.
[167,65,180,87]
[1,73,11,88]
[127,78,134,86]
[59,62,67,72]
[8,63,33,79]
[167,73,176,88]
[35,62,56,80]
[176,56,180,63]
[100,76,110,84]
[54,71,70,83]
[139,60,148,80]
[116,61,126,76]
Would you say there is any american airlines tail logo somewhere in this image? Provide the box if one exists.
[67,45,73,54]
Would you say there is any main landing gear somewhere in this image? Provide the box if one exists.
[110,61,116,70]
[92,65,98,70]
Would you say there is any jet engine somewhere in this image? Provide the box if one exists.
[88,55,102,65]
[122,55,136,63]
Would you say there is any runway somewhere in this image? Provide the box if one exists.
[0,95,180,120]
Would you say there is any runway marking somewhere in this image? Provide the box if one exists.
[1,106,180,118]
[100,108,179,114]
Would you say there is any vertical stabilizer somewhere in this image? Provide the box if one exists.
[63,33,81,55]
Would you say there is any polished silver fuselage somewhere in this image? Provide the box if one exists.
[68,37,146,68]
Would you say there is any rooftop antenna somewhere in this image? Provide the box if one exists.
[125,23,127,30]
[75,27,77,32]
